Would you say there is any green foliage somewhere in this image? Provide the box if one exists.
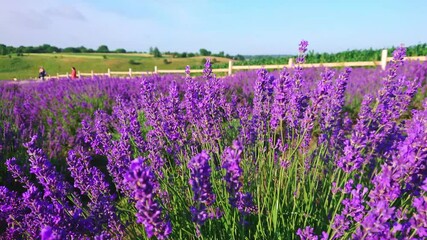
[97,45,110,53]
[152,47,162,58]
[199,48,211,56]
[235,43,427,66]
[115,48,127,53]
[128,59,141,65]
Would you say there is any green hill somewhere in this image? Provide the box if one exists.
[0,53,231,80]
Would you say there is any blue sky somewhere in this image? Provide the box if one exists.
[1,0,426,55]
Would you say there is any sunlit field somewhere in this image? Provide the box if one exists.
[1,41,427,239]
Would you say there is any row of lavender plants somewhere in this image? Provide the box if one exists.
[1,41,427,239]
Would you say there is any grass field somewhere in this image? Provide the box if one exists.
[0,53,232,80]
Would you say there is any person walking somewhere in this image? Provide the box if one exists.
[71,67,77,79]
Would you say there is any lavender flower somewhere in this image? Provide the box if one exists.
[185,65,191,75]
[337,46,420,173]
[319,68,352,147]
[125,158,172,239]
[188,151,217,225]
[296,40,309,64]
[222,140,256,214]
[40,226,59,240]
[5,157,31,187]
[0,186,27,239]
[352,100,427,238]
[270,67,292,130]
[296,226,317,240]
[408,178,427,238]
[67,148,124,237]
[252,68,274,138]
[300,69,335,149]
[203,58,213,79]
[331,181,368,239]
[24,135,70,203]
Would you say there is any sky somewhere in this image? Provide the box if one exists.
[1,0,426,55]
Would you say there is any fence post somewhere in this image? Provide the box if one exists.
[57,73,59,78]
[66,72,69,78]
[228,60,233,76]
[129,68,132,77]
[78,71,81,78]
[381,49,388,70]
[107,68,111,77]
[91,70,94,79]
[288,58,294,67]
[154,66,158,74]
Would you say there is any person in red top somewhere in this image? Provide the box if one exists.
[71,67,77,79]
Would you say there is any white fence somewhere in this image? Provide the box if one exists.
[54,49,427,79]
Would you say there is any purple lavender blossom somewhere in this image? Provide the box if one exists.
[270,67,292,130]
[0,186,27,239]
[67,148,124,237]
[24,135,70,203]
[203,58,213,79]
[337,46,420,173]
[319,68,352,147]
[188,151,217,225]
[41,226,59,240]
[296,40,309,64]
[125,158,172,239]
[5,157,31,187]
[222,140,256,214]
[296,226,318,240]
[408,178,427,238]
[331,181,368,239]
[185,65,191,75]
[300,69,335,149]
[353,100,427,238]
[251,68,274,139]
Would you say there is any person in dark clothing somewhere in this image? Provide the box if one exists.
[38,66,46,80]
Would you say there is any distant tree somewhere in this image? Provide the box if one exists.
[63,47,81,53]
[0,44,8,55]
[97,45,110,53]
[16,48,24,56]
[233,54,245,61]
[199,48,211,56]
[39,44,58,53]
[153,47,162,57]
[115,48,126,53]
[149,47,154,55]
[179,52,187,58]
[187,53,195,57]
[218,51,224,57]
[78,46,88,53]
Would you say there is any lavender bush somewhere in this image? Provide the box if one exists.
[1,41,427,239]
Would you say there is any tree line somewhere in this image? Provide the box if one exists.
[0,43,245,60]
[232,43,427,66]
[0,44,132,55]
[149,46,245,60]
[1,43,426,65]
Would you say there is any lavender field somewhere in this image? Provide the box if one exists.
[1,41,427,239]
